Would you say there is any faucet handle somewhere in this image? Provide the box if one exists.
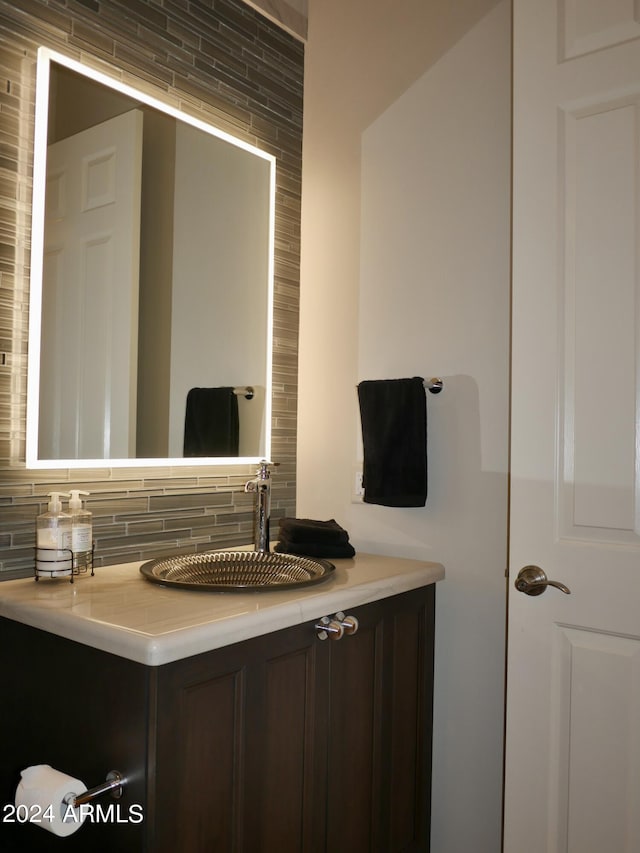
[256,459,279,477]
[256,460,272,479]
[245,460,278,492]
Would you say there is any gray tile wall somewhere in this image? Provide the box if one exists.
[0,0,302,578]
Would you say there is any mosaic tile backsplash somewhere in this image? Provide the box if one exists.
[0,0,303,578]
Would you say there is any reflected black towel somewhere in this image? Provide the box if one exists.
[183,387,239,457]
[357,377,427,507]
[278,517,350,545]
[275,538,356,559]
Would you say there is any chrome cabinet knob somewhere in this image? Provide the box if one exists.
[515,565,571,596]
[315,611,360,640]
[315,616,344,640]
[335,611,359,635]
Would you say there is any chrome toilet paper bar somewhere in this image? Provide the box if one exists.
[64,771,125,808]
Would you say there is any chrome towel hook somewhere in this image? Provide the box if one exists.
[426,378,444,394]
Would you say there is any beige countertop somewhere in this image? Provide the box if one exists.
[0,552,444,666]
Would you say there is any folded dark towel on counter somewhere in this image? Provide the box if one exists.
[275,517,355,558]
[275,539,356,559]
[357,377,427,507]
[183,387,239,457]
[278,517,350,545]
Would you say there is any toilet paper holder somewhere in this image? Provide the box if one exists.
[64,770,125,808]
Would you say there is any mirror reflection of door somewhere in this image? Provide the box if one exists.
[39,110,142,459]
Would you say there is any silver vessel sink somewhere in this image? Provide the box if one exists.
[140,550,335,592]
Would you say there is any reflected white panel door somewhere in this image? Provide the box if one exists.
[40,109,142,459]
[504,2,640,852]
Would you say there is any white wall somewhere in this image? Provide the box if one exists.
[299,2,511,851]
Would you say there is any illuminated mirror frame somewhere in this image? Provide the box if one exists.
[26,47,275,470]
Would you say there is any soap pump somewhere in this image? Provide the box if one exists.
[35,492,73,577]
[68,489,93,573]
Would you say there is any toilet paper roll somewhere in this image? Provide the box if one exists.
[15,764,88,837]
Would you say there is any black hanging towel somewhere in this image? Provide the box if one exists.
[183,387,239,457]
[357,377,427,507]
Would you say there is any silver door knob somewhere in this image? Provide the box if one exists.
[515,565,571,596]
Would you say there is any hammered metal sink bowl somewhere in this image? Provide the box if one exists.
[140,550,335,592]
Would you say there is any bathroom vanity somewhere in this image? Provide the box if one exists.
[0,553,443,852]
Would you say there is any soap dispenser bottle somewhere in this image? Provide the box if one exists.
[68,490,93,572]
[35,492,73,577]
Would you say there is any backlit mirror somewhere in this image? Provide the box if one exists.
[26,47,275,469]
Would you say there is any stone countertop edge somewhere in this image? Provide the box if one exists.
[0,552,444,666]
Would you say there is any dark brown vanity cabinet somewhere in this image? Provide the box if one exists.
[0,584,434,853]
[151,584,435,853]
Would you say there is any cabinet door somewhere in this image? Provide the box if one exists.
[152,585,434,853]
[152,621,328,853]
[325,586,434,853]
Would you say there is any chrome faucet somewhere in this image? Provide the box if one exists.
[244,460,273,553]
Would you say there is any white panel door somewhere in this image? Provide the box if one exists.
[505,1,640,851]
[39,109,142,459]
